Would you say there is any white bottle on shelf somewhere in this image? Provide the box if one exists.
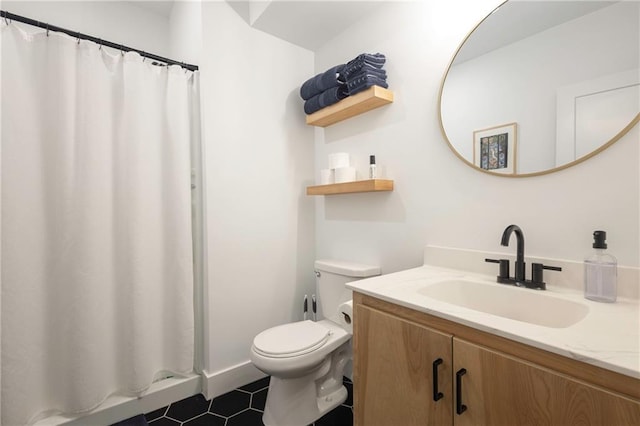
[369,155,377,179]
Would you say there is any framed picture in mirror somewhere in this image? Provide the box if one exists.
[473,123,517,174]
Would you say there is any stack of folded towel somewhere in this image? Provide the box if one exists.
[300,64,348,115]
[343,52,387,96]
[299,53,388,115]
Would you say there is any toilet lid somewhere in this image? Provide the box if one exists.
[253,320,331,358]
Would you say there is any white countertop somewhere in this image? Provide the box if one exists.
[347,264,640,379]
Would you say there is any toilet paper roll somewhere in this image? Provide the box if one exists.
[328,152,350,169]
[338,300,353,334]
[320,169,334,185]
[334,166,356,183]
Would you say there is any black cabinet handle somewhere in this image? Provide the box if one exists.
[432,358,444,401]
[456,368,467,415]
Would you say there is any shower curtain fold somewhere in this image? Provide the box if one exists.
[1,23,197,425]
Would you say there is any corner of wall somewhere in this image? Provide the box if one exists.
[201,363,266,400]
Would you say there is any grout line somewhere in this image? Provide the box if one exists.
[145,405,169,423]
[181,411,208,424]
[225,407,252,421]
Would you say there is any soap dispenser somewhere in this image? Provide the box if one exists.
[584,230,617,302]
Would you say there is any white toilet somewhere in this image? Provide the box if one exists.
[250,259,380,426]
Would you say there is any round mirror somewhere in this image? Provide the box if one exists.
[439,0,640,177]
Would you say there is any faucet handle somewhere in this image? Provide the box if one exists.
[531,263,562,289]
[485,258,510,281]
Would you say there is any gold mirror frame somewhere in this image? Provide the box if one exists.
[437,1,640,178]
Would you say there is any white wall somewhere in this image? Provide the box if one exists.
[442,2,639,173]
[168,0,201,65]
[313,0,639,278]
[199,1,315,393]
[2,1,171,58]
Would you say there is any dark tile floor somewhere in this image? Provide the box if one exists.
[139,376,353,426]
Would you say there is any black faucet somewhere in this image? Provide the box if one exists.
[501,224,525,282]
[485,224,562,290]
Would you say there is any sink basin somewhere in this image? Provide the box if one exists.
[418,279,589,328]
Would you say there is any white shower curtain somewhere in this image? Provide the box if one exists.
[1,23,197,425]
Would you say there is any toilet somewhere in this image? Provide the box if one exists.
[250,259,380,426]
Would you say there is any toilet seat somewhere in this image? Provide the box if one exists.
[253,320,331,359]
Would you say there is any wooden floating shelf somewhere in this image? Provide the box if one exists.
[306,86,394,127]
[306,179,394,196]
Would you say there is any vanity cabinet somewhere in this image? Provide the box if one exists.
[354,304,453,425]
[353,292,640,426]
[453,338,640,425]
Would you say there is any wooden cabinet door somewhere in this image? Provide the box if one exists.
[453,338,640,426]
[354,304,453,426]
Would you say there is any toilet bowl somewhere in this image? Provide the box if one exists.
[251,320,350,378]
[251,320,351,425]
[250,259,380,426]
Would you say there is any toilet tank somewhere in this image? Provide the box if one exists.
[314,259,380,324]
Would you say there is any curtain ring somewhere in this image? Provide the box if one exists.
[98,39,102,50]
[46,23,49,37]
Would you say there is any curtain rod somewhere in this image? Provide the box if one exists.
[1,10,199,72]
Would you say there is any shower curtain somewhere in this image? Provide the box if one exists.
[1,23,197,425]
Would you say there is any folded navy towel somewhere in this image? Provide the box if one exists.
[348,53,386,68]
[304,85,349,115]
[345,65,387,81]
[300,64,346,100]
[347,73,388,96]
[342,55,387,80]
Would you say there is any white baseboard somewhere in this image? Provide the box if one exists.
[34,375,201,426]
[32,362,268,425]
[202,361,266,400]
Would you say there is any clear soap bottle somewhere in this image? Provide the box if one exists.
[584,230,617,302]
